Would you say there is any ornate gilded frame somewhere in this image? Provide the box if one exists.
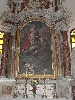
[15,17,57,79]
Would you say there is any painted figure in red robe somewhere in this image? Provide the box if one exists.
[22,26,35,51]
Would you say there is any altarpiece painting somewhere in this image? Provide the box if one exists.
[18,20,54,78]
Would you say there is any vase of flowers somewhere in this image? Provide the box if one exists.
[31,79,38,98]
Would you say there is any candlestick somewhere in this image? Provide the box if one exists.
[23,75,28,98]
[13,77,18,98]
[53,83,58,99]
[26,71,27,77]
[42,77,47,98]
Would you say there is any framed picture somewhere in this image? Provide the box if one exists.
[16,17,56,79]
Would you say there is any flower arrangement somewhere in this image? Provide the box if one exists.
[31,79,39,97]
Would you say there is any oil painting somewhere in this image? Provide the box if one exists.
[19,21,53,75]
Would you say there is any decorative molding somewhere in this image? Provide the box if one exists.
[2,23,17,35]
[0,0,71,34]
[2,86,12,97]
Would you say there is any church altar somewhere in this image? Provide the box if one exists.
[0,78,55,98]
[0,78,74,100]
[0,0,75,100]
[0,78,68,100]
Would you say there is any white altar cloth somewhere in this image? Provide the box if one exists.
[0,97,68,100]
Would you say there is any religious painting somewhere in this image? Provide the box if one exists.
[18,21,53,76]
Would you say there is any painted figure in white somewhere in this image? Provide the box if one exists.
[28,26,35,45]
[25,62,34,74]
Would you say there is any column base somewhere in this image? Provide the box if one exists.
[57,76,64,80]
[0,78,15,98]
[56,77,75,100]
[0,76,6,78]
[65,75,73,81]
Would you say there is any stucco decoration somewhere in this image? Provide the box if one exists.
[0,0,71,35]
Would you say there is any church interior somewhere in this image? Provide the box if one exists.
[0,0,75,100]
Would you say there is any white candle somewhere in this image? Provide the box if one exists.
[44,71,45,77]
[54,71,55,78]
[26,71,27,77]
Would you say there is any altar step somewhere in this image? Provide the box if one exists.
[0,97,68,100]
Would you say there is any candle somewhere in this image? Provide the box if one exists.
[44,71,45,77]
[54,71,56,78]
[26,71,27,77]
[16,71,17,77]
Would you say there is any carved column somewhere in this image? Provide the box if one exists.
[54,33,64,78]
[1,32,8,76]
[54,34,59,77]
[10,35,16,78]
[61,31,71,76]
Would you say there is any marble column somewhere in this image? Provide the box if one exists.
[1,32,8,76]
[9,35,16,78]
[54,34,59,77]
[54,33,64,78]
[61,31,71,76]
[0,54,2,70]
